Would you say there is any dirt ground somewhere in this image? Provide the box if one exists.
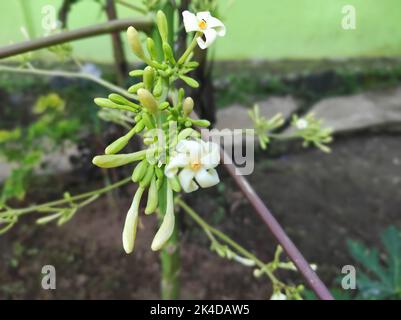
[0,132,400,299]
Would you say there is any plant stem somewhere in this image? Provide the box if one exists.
[0,65,136,99]
[0,177,131,218]
[160,215,181,299]
[177,32,202,65]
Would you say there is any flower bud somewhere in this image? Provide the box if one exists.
[163,42,176,64]
[108,93,140,110]
[192,119,211,128]
[105,127,136,155]
[92,150,146,168]
[151,185,174,251]
[153,78,163,97]
[146,37,158,60]
[158,101,170,110]
[132,159,149,182]
[145,177,158,215]
[139,165,154,187]
[137,88,158,113]
[134,120,145,133]
[168,176,181,192]
[141,112,155,129]
[94,98,136,113]
[122,187,144,254]
[183,97,194,116]
[143,66,155,90]
[156,10,168,43]
[129,69,144,77]
[179,75,199,88]
[127,26,145,59]
[128,82,144,94]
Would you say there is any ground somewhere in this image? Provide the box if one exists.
[1,131,400,299]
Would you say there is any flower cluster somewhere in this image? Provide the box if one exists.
[92,10,225,253]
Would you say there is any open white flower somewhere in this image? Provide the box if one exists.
[165,139,220,193]
[295,118,308,130]
[182,11,226,49]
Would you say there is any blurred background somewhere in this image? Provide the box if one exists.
[0,0,400,299]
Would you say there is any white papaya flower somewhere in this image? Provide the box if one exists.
[270,291,287,300]
[165,139,220,193]
[295,118,308,130]
[182,11,226,49]
[122,187,144,254]
[151,184,175,251]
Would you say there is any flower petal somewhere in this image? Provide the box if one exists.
[176,140,202,163]
[122,187,144,254]
[165,153,189,178]
[197,28,217,49]
[208,17,226,36]
[151,185,175,251]
[195,168,220,188]
[179,168,198,193]
[200,142,220,169]
[182,10,200,32]
[196,11,212,22]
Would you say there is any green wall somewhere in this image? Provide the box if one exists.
[1,0,401,62]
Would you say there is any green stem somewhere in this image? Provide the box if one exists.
[175,197,281,285]
[0,65,136,100]
[177,32,202,65]
[160,215,181,299]
[0,177,131,218]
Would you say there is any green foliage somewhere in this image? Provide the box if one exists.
[0,93,81,206]
[347,226,401,300]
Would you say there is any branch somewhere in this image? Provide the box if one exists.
[0,18,152,60]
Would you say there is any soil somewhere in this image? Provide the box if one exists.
[1,132,400,299]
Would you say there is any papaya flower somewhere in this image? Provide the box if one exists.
[270,291,287,300]
[182,11,226,49]
[165,139,220,193]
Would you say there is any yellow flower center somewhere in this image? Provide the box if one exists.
[190,161,202,171]
[198,19,207,30]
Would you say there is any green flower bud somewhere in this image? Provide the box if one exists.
[179,75,199,88]
[127,26,145,59]
[183,97,194,116]
[186,61,199,69]
[143,66,155,90]
[92,150,147,168]
[128,82,144,94]
[105,127,136,155]
[108,93,140,110]
[168,176,181,193]
[134,120,145,133]
[156,176,164,190]
[145,177,158,215]
[139,165,154,188]
[184,120,192,127]
[162,42,176,64]
[142,112,155,129]
[129,70,144,77]
[94,98,136,113]
[146,37,158,60]
[177,128,200,141]
[153,77,163,97]
[156,10,168,43]
[137,88,158,113]
[155,167,164,179]
[192,119,211,128]
[158,101,170,111]
[134,114,142,122]
[132,159,149,182]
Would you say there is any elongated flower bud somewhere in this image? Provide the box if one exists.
[139,165,154,188]
[151,185,175,251]
[153,77,163,97]
[179,75,199,88]
[163,42,176,64]
[137,88,158,113]
[168,176,181,192]
[141,112,155,129]
[105,128,136,155]
[122,187,144,254]
[183,97,194,116]
[94,98,136,113]
[132,159,149,182]
[146,37,157,60]
[156,10,168,43]
[128,82,144,94]
[143,66,155,90]
[92,150,146,168]
[145,177,158,215]
[108,93,140,110]
[127,26,145,59]
[192,119,211,128]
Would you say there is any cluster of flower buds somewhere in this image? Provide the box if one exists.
[92,10,225,254]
